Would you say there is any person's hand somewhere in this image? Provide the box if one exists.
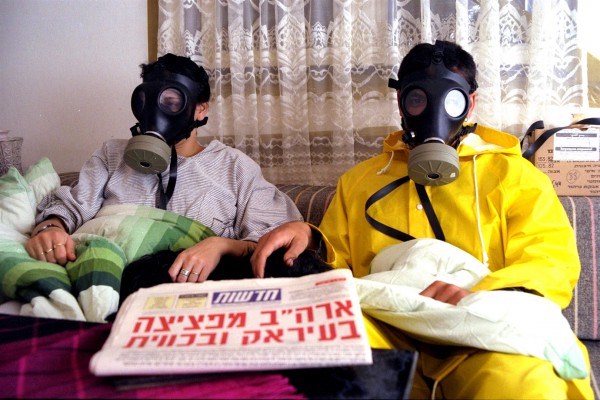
[168,237,256,283]
[250,221,313,278]
[419,280,471,305]
[25,224,76,266]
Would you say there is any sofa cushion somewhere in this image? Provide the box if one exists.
[275,184,336,226]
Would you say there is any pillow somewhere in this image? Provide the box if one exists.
[25,157,61,204]
[0,158,60,237]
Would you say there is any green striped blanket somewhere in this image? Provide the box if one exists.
[0,204,215,322]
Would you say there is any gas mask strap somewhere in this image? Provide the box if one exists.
[365,176,416,242]
[449,123,478,148]
[365,177,446,242]
[414,183,445,241]
[157,146,178,209]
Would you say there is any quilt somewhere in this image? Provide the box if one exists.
[0,158,214,322]
[354,238,588,381]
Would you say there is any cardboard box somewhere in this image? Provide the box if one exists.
[528,127,600,196]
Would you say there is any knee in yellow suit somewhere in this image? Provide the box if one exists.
[362,316,594,399]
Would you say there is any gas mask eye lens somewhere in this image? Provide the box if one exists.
[159,88,185,113]
[404,89,427,116]
[444,89,467,118]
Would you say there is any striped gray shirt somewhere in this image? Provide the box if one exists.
[37,139,303,242]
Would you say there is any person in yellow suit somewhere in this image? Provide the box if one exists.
[251,40,593,399]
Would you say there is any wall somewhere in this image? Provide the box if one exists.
[0,0,148,174]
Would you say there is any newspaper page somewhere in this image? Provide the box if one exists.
[89,268,372,376]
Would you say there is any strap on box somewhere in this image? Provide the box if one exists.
[522,117,600,160]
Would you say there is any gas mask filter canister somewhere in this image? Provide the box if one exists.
[124,70,206,174]
[389,41,476,186]
[407,142,460,186]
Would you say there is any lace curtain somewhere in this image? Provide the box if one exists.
[158,0,584,186]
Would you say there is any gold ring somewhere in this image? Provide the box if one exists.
[190,271,200,275]
[43,247,54,255]
[180,269,191,277]
[53,242,65,248]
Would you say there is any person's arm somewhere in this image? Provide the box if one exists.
[232,160,304,243]
[250,221,316,278]
[169,236,256,282]
[35,144,113,233]
[27,143,118,265]
[471,165,579,309]
[419,280,471,305]
[25,216,76,265]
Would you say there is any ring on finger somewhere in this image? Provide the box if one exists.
[180,269,191,277]
[190,271,200,276]
[43,247,54,255]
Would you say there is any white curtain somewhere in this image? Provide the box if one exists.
[158,0,584,186]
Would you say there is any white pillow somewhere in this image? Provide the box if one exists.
[25,157,61,204]
[0,158,60,236]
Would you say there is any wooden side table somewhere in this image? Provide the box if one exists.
[0,136,23,175]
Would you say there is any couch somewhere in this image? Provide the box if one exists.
[273,183,600,395]
[57,173,599,394]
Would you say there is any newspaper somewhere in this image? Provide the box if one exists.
[89,268,372,376]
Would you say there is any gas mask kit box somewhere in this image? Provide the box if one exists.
[528,126,600,196]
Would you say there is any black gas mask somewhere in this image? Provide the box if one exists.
[124,69,207,174]
[388,41,477,186]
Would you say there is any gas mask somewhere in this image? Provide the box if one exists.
[388,41,476,186]
[124,69,207,174]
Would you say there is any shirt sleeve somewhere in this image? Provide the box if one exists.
[230,155,303,242]
[36,145,112,233]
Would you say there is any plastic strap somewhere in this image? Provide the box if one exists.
[157,146,178,209]
[522,117,600,160]
[365,176,415,242]
[415,184,445,241]
[365,177,446,242]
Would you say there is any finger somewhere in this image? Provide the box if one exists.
[47,242,67,265]
[65,237,77,261]
[177,267,192,282]
[418,280,444,299]
[24,241,38,260]
[188,270,201,282]
[43,246,58,264]
[196,265,212,282]
[35,247,48,262]
[173,252,196,283]
[420,281,466,305]
[168,258,183,282]
[251,235,277,278]
[281,236,311,267]
[447,292,466,306]
[39,241,58,262]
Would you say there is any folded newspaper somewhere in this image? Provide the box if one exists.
[90,268,372,376]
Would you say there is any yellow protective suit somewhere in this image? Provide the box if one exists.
[319,125,594,399]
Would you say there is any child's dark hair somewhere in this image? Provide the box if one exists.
[399,40,478,93]
[140,53,210,103]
